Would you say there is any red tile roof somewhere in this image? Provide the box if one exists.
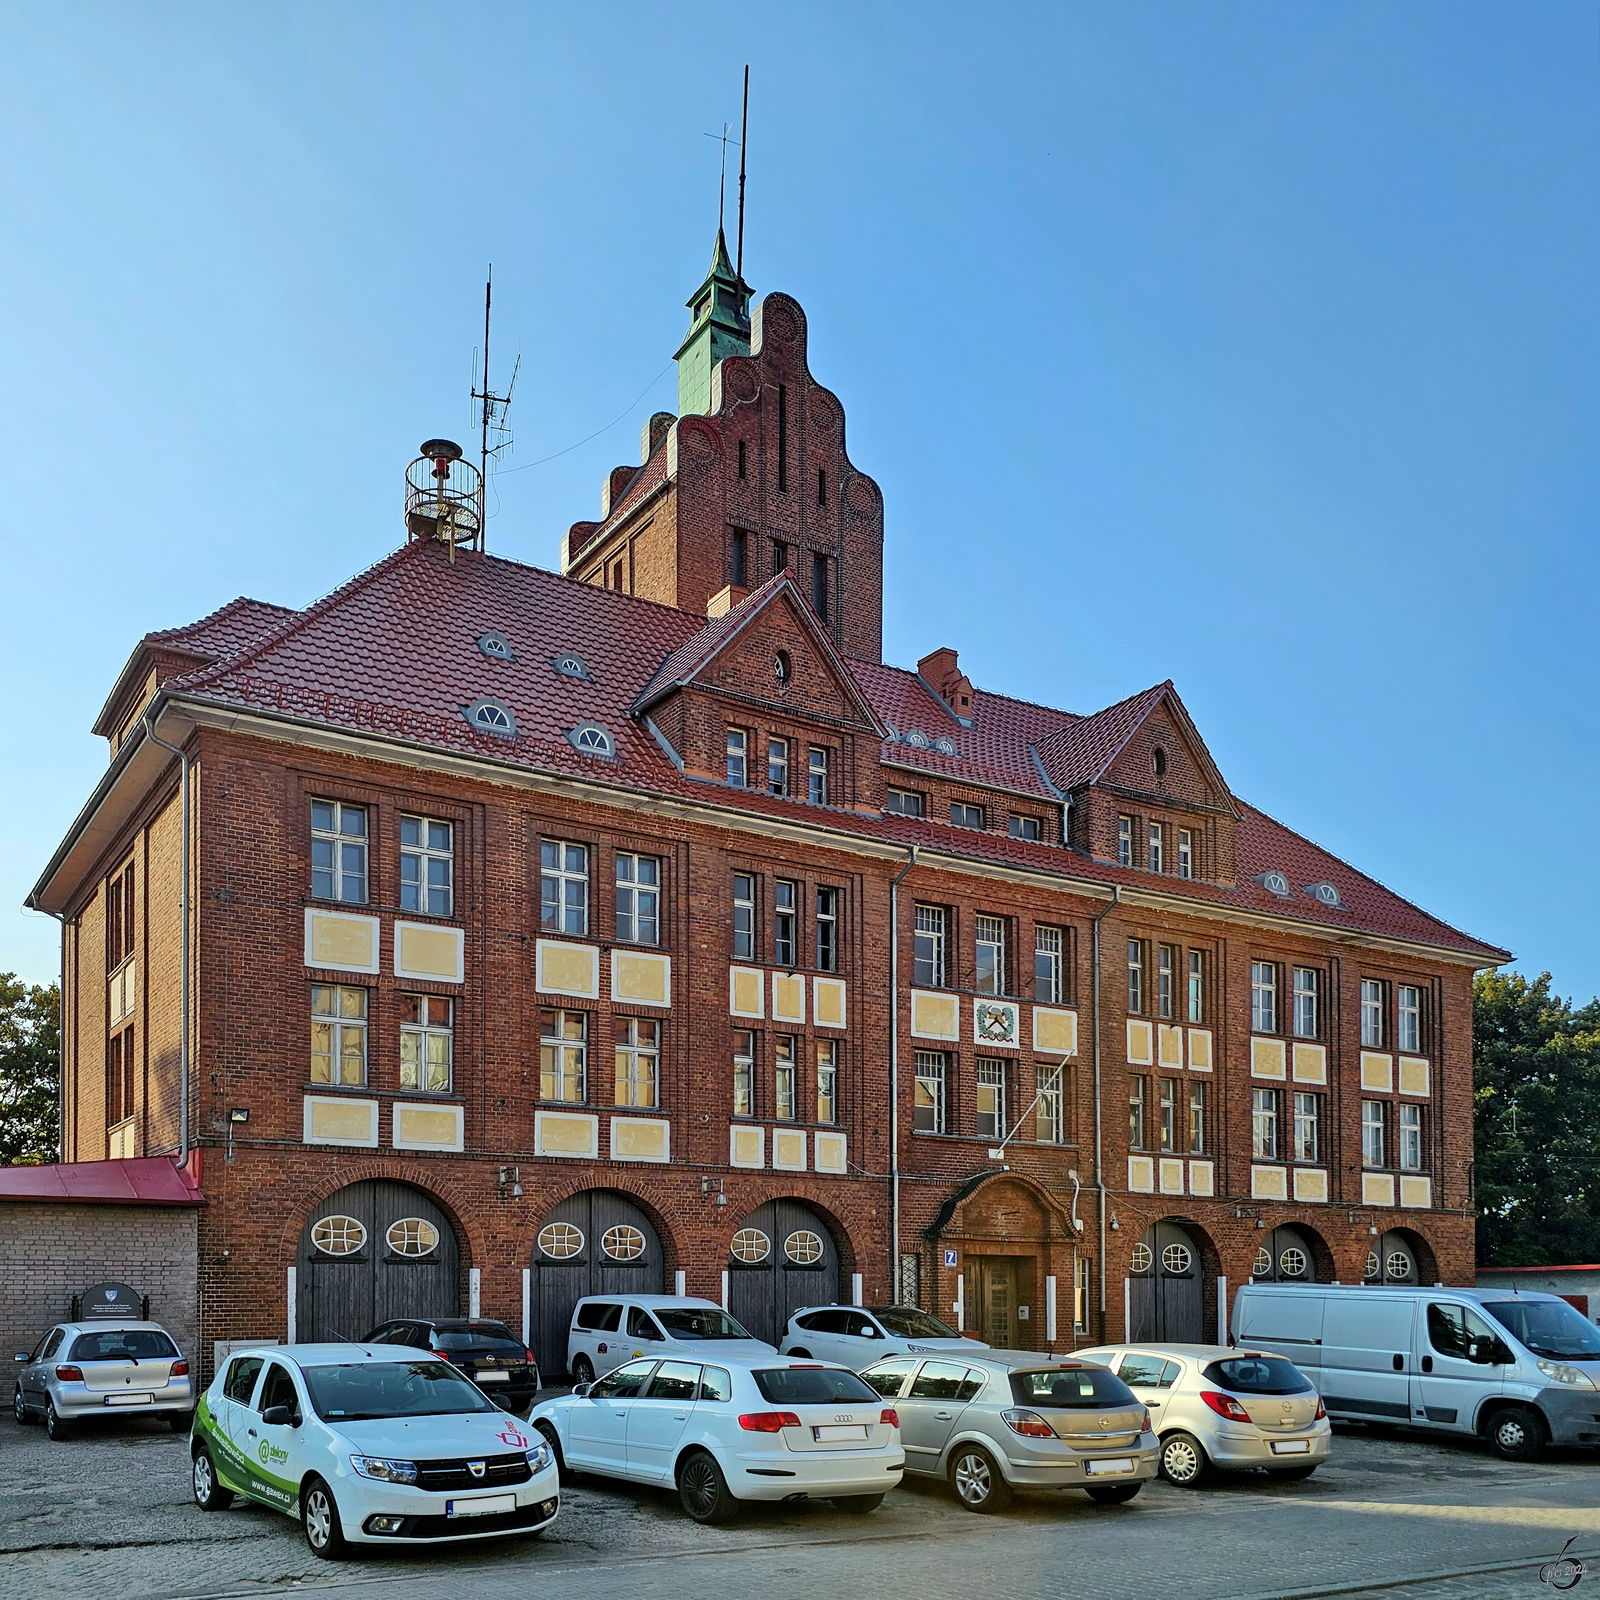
[147,596,300,660]
[0,1156,206,1206]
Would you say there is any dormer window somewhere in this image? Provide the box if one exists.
[1255,870,1291,898]
[477,631,515,661]
[567,723,615,758]
[551,653,590,680]
[464,698,516,738]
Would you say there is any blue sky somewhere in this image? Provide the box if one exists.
[2,3,1595,997]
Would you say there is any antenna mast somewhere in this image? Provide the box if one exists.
[736,64,749,282]
[471,265,517,551]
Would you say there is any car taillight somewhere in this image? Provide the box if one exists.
[738,1411,802,1432]
[526,1349,538,1367]
[1199,1390,1253,1422]
[54,1365,84,1382]
[430,1348,451,1362]
[1141,1409,1153,1433]
[171,1360,189,1377]
[1314,1399,1326,1420]
[880,1408,899,1429]
[1000,1409,1057,1438]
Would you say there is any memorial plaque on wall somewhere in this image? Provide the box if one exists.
[77,1282,147,1320]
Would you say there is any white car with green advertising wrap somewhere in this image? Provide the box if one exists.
[191,1344,559,1558]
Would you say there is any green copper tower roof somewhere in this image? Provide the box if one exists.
[674,228,752,417]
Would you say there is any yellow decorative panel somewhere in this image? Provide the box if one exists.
[813,977,847,1029]
[304,909,380,974]
[729,1125,765,1168]
[1126,1019,1153,1065]
[1292,1168,1328,1203]
[1398,1057,1430,1097]
[1187,1029,1213,1072]
[1361,1052,1394,1092]
[1127,1155,1155,1193]
[1251,1164,1288,1201]
[1158,1158,1186,1195]
[1188,1160,1214,1197]
[610,1117,670,1163]
[393,1103,463,1151]
[612,951,671,1007]
[729,966,765,1018]
[109,961,137,1025]
[1158,1025,1184,1068]
[1399,1175,1433,1209]
[1250,1038,1287,1079]
[814,1131,848,1174]
[772,1129,807,1171]
[1362,1173,1396,1207]
[394,922,464,983]
[1292,1044,1327,1085]
[534,1110,599,1158]
[772,973,806,1024]
[910,990,960,1041]
[536,940,600,999]
[108,1122,137,1159]
[303,1095,379,1147]
[1033,1008,1078,1056]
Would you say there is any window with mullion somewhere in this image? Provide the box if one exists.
[1128,1074,1148,1148]
[399,816,453,916]
[1158,1078,1179,1151]
[1398,1102,1424,1170]
[815,1040,837,1124]
[1398,985,1423,1054]
[913,905,946,988]
[913,1051,946,1133]
[539,1009,587,1102]
[1157,945,1176,1019]
[614,1017,659,1108]
[774,881,798,968]
[733,1029,755,1117]
[1292,1092,1320,1163]
[1361,1100,1386,1167]
[615,853,660,945]
[1360,980,1385,1048]
[311,801,368,904]
[1035,1063,1065,1143]
[774,1034,797,1120]
[399,994,452,1093]
[767,737,789,796]
[1293,968,1319,1039]
[732,873,756,960]
[540,841,589,935]
[1252,1087,1280,1160]
[975,915,1006,996]
[807,747,830,805]
[1187,950,1205,1023]
[1251,962,1278,1034]
[1034,926,1063,1005]
[1126,940,1145,1014]
[976,1059,1007,1139]
[815,887,839,972]
[310,984,367,1086]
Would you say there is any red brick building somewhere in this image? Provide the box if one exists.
[29,238,1507,1377]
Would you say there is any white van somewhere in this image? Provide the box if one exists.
[1232,1282,1600,1460]
[565,1296,776,1385]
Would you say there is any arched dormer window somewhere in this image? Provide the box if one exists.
[566,722,615,758]
[464,697,517,738]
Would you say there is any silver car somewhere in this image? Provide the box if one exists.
[12,1321,193,1439]
[1075,1344,1331,1486]
[859,1349,1158,1513]
[779,1304,989,1366]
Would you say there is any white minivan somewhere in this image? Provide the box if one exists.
[565,1296,776,1385]
[1232,1282,1600,1461]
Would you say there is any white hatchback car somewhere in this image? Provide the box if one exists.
[779,1304,989,1368]
[530,1354,903,1522]
[1075,1344,1331,1486]
[190,1344,560,1557]
[566,1295,775,1384]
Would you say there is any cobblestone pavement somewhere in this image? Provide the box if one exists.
[4,1411,1598,1600]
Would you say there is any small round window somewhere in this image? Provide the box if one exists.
[1386,1251,1413,1281]
[537,1222,584,1260]
[1253,1247,1272,1277]
[784,1230,824,1265]
[1278,1247,1308,1278]
[730,1228,771,1264]
[1162,1243,1193,1275]
[1365,1251,1381,1281]
[601,1225,647,1262]
[1129,1243,1154,1274]
[387,1218,439,1258]
[311,1216,366,1256]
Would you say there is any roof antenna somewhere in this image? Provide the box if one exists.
[736,64,749,283]
[471,265,518,552]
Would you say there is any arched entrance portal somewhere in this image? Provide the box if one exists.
[530,1190,665,1377]
[728,1199,840,1346]
[1252,1225,1325,1283]
[297,1181,460,1344]
[1129,1219,1213,1343]
[1365,1229,1434,1286]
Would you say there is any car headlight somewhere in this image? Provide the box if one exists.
[1537,1359,1596,1389]
[350,1455,419,1484]
[525,1441,554,1474]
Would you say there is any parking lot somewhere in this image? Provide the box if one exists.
[3,1409,1598,1600]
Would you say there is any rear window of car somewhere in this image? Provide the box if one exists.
[576,1302,623,1332]
[1010,1366,1137,1409]
[753,1366,880,1405]
[1202,1356,1311,1395]
[69,1330,179,1361]
[431,1323,524,1354]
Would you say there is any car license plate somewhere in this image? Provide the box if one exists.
[474,1370,510,1383]
[1271,1439,1311,1454]
[446,1494,517,1517]
[813,1424,868,1442]
[103,1393,154,1407]
[1084,1458,1134,1476]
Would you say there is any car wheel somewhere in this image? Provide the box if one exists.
[831,1494,884,1515]
[44,1401,73,1441]
[677,1449,741,1524]
[948,1444,1013,1514]
[535,1422,576,1486]
[1086,1483,1142,1505]
[571,1354,595,1386]
[192,1445,235,1511]
[1487,1406,1548,1463]
[1267,1462,1318,1481]
[12,1386,31,1426]
[1158,1431,1212,1488]
[787,1348,812,1358]
[302,1476,350,1559]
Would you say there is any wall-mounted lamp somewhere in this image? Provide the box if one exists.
[227,1107,250,1124]
[497,1165,523,1199]
[700,1176,727,1207]
[1109,1213,1120,1232]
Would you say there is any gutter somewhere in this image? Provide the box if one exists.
[1090,887,1119,1336]
[887,845,918,1297]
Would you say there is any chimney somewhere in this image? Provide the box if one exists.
[918,646,975,721]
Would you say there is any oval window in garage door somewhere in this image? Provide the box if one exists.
[312,1216,366,1256]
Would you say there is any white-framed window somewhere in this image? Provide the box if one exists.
[1293,968,1319,1039]
[775,1034,797,1121]
[1251,961,1278,1033]
[1117,815,1135,867]
[310,984,367,1086]
[1035,1063,1064,1143]
[733,1029,754,1117]
[539,1008,587,1102]
[541,840,589,935]
[1009,814,1041,841]
[1189,1081,1206,1152]
[1177,828,1194,880]
[1293,1092,1320,1163]
[1361,979,1385,1048]
[950,801,984,829]
[976,1059,1007,1139]
[767,737,790,796]
[399,816,453,916]
[975,914,1006,996]
[1126,939,1144,1014]
[1187,949,1205,1023]
[1252,1087,1279,1160]
[1034,925,1063,1005]
[1158,1078,1179,1151]
[1128,1074,1148,1148]
[732,873,756,960]
[1398,985,1423,1054]
[914,905,946,988]
[1157,944,1176,1019]
[816,1039,837,1124]
[399,994,451,1093]
[726,728,749,787]
[1398,1102,1423,1170]
[815,887,838,972]
[1362,1100,1386,1167]
[615,853,660,945]
[614,1017,659,1108]
[1148,822,1164,874]
[913,1051,946,1133]
[311,800,367,903]
[886,788,924,818]
[808,747,830,805]
[774,880,798,968]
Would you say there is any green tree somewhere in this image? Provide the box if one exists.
[1474,969,1600,1266]
[0,974,60,1166]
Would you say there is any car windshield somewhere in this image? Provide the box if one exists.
[872,1308,960,1339]
[1484,1300,1600,1360]
[1202,1356,1312,1396]
[431,1323,525,1354]
[753,1366,880,1404]
[301,1361,500,1421]
[1010,1366,1137,1409]
[68,1330,179,1361]
[654,1308,757,1341]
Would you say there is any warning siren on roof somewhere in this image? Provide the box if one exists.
[405,439,483,561]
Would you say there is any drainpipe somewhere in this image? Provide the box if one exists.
[888,845,918,1297]
[1090,886,1119,1336]
[142,706,191,1170]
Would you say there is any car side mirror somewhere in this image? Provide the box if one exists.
[261,1405,298,1427]
[13,1353,28,1363]
[572,1383,592,1398]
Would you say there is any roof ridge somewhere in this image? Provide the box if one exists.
[473,545,715,625]
[843,655,1085,728]
[146,594,298,646]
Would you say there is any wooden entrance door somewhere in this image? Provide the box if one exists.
[964,1257,1036,1348]
[1129,1220,1205,1343]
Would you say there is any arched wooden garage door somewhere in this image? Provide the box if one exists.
[1366,1229,1430,1285]
[297,1181,460,1343]
[1129,1220,1209,1343]
[1253,1225,1324,1283]
[530,1190,665,1378]
[728,1199,841,1346]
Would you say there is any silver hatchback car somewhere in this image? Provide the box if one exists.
[13,1321,193,1439]
[859,1349,1158,1513]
